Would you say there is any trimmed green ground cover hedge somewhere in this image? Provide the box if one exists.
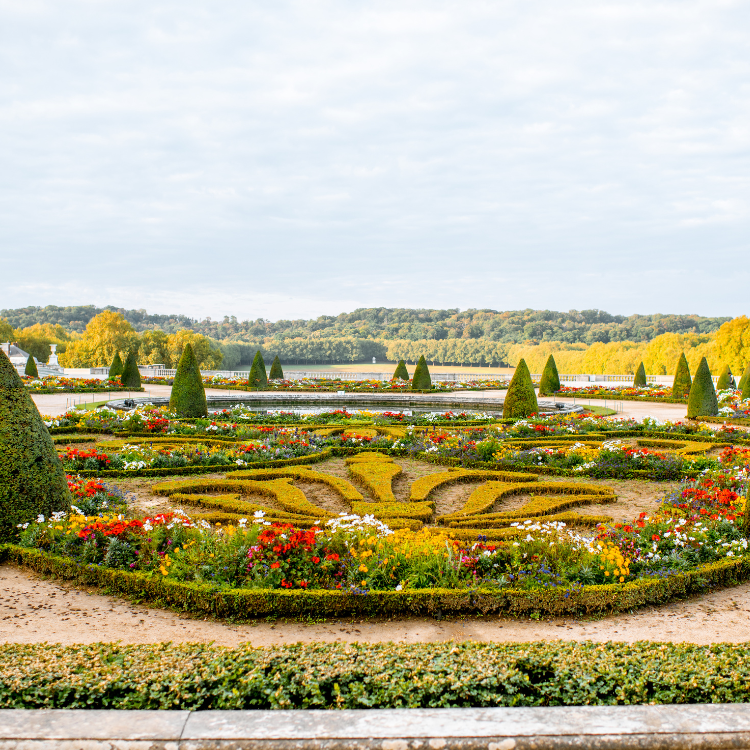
[4,640,750,709]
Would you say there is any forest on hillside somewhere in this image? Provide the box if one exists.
[1,305,728,345]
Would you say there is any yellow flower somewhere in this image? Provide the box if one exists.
[360,580,367,586]
[358,564,368,573]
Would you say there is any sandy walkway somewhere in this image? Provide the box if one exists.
[3,565,749,647]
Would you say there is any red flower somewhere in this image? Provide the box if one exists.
[270,562,280,569]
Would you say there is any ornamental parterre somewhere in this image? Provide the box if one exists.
[8,402,748,614]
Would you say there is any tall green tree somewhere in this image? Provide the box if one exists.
[538,355,560,396]
[0,349,69,540]
[169,344,207,417]
[687,357,718,418]
[248,351,268,388]
[411,356,432,390]
[120,350,141,389]
[503,359,538,419]
[671,352,692,399]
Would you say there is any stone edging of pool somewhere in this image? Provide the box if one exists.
[2,704,749,749]
[106,392,584,415]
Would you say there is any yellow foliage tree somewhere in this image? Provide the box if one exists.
[58,312,138,367]
[166,330,223,370]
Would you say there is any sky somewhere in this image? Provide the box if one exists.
[1,0,749,322]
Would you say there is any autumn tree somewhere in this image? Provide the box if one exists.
[58,311,138,367]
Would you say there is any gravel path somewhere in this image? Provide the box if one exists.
[3,565,749,647]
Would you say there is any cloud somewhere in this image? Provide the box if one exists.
[1,0,749,319]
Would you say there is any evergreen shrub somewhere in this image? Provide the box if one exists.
[392,360,409,381]
[169,344,207,418]
[538,355,560,396]
[411,356,432,390]
[120,351,141,389]
[633,362,647,387]
[108,353,123,381]
[687,358,719,418]
[248,351,268,388]
[24,356,38,378]
[503,359,538,419]
[738,364,750,394]
[0,351,69,541]
[672,353,692,399]
[269,356,284,380]
[717,365,734,391]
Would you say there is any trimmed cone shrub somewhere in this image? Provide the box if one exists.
[120,351,141,389]
[392,360,409,381]
[538,355,560,396]
[169,343,207,418]
[269,356,284,380]
[687,357,718,418]
[716,365,734,391]
[503,359,538,419]
[248,351,268,388]
[411,356,432,390]
[741,372,750,403]
[0,350,69,541]
[738,364,750,394]
[108,352,123,381]
[633,362,647,387]
[24,355,38,378]
[672,353,692,399]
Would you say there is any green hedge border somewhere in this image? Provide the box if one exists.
[3,544,747,620]
[557,391,687,404]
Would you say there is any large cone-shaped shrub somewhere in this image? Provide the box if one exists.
[248,351,268,388]
[633,362,647,387]
[269,355,284,380]
[687,357,718,418]
[672,353,692,399]
[503,359,538,419]
[392,360,409,381]
[538,355,560,396]
[716,365,734,391]
[24,355,38,378]
[108,352,123,381]
[169,343,207,417]
[412,356,432,390]
[120,350,141,388]
[742,370,750,402]
[738,363,750,394]
[0,350,69,541]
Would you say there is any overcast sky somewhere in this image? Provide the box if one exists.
[1,0,748,321]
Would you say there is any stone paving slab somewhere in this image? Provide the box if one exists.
[2,705,750,749]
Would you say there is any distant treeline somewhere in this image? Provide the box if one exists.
[0,305,729,346]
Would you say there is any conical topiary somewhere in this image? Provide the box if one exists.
[0,349,70,541]
[411,356,432,390]
[120,350,141,389]
[538,355,560,396]
[169,343,207,418]
[503,359,539,419]
[738,363,750,393]
[741,371,750,403]
[392,360,409,381]
[248,351,268,388]
[108,352,123,381]
[671,353,692,399]
[269,355,284,380]
[633,362,647,387]
[24,355,38,378]
[716,364,734,391]
[687,357,718,418]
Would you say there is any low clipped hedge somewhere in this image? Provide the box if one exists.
[559,392,688,404]
[5,640,750,709]
[3,543,749,621]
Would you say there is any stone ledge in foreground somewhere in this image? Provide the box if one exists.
[2,705,750,749]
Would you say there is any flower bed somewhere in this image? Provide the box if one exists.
[23,375,143,394]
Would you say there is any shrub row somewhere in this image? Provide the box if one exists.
[3,544,749,620]
[345,455,402,503]
[409,468,537,502]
